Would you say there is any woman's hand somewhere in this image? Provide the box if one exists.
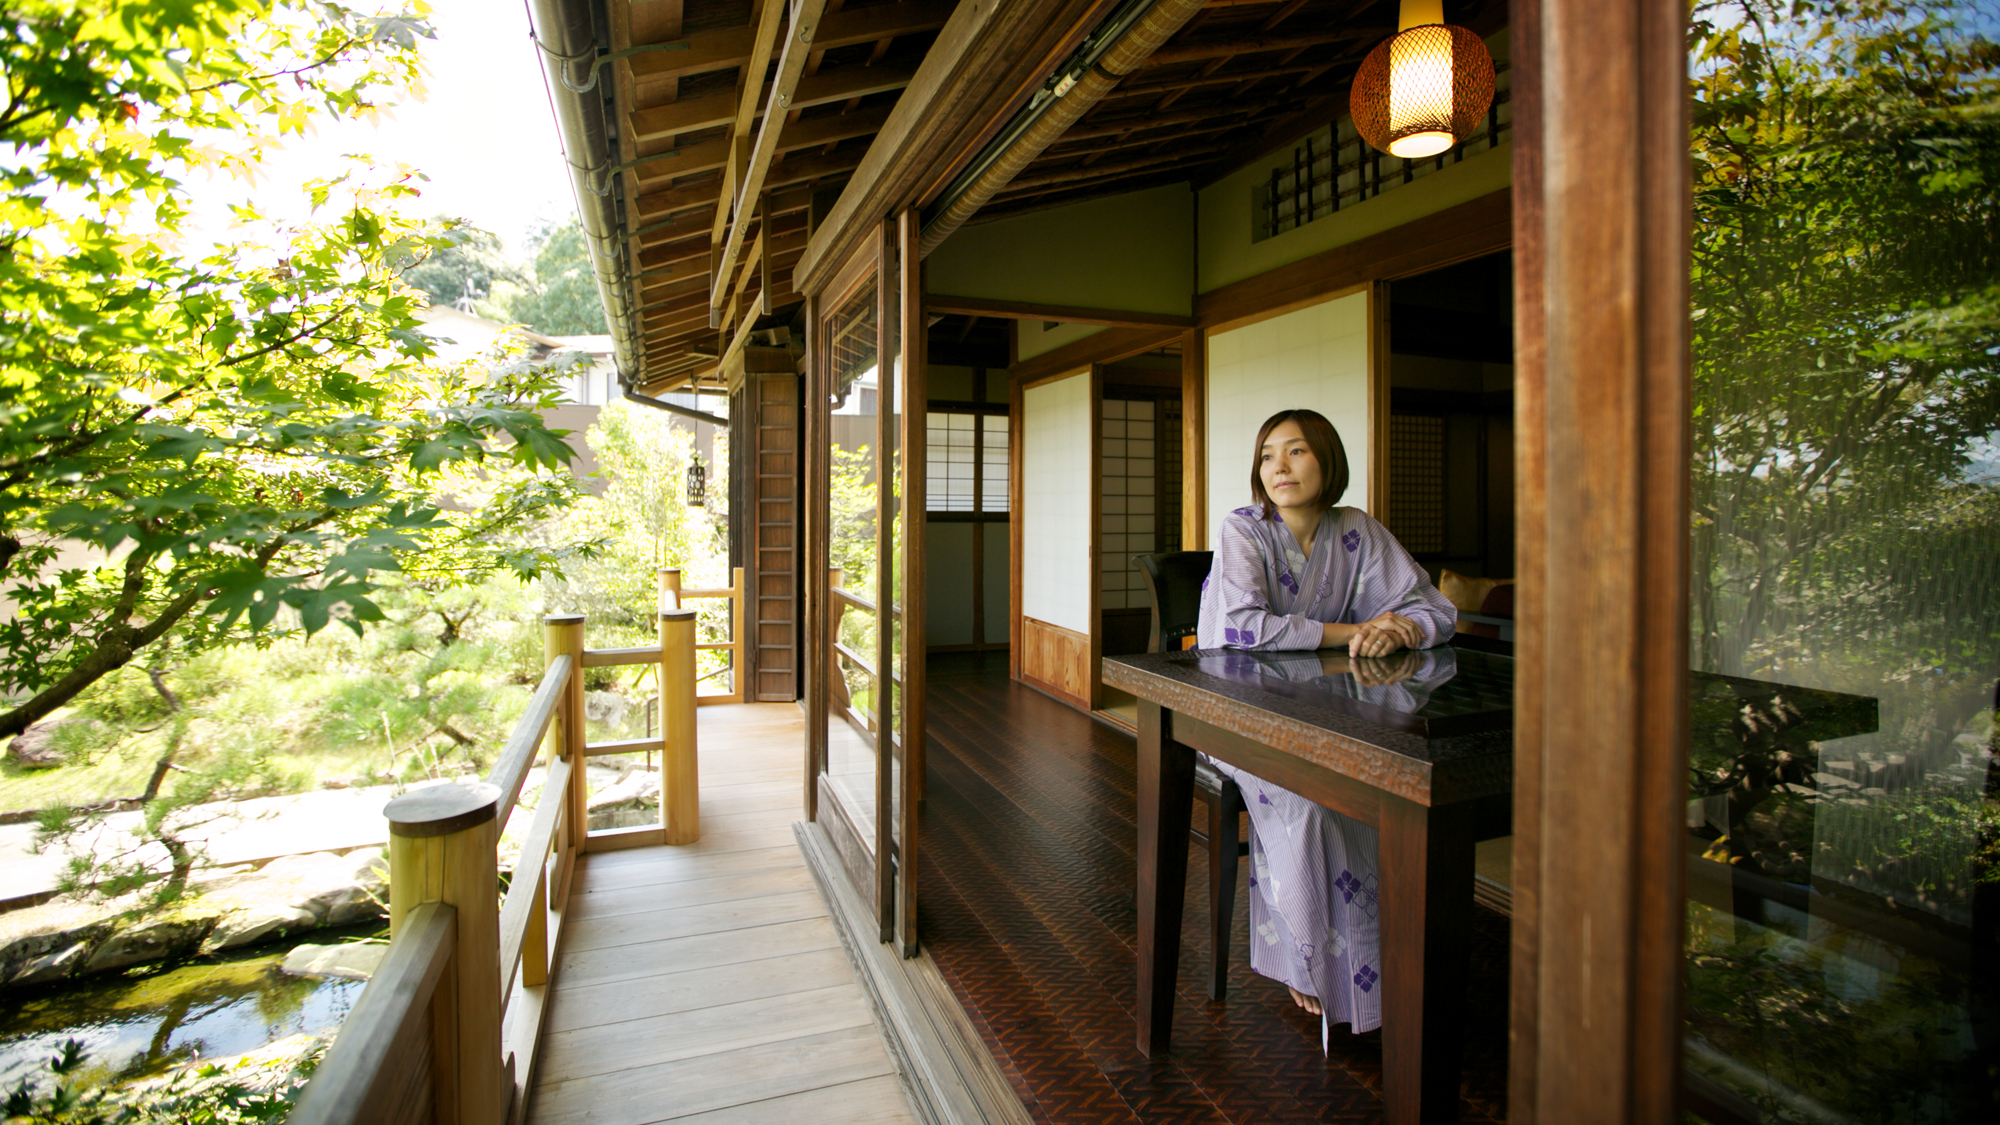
[1347,611,1421,658]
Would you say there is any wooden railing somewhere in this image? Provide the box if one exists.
[661,565,746,705]
[290,581,703,1125]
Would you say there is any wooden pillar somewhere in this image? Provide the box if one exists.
[658,567,682,610]
[661,606,700,844]
[1510,0,1691,1120]
[1179,326,1206,550]
[730,565,746,704]
[386,782,505,1125]
[544,616,586,859]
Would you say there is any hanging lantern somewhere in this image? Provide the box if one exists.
[686,454,707,508]
[1350,0,1495,161]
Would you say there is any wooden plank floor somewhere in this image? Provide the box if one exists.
[525,703,918,1125]
[918,652,1510,1125]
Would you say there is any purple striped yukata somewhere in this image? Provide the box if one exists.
[1194,505,1456,1045]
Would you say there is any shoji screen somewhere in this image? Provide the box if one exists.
[1203,290,1374,539]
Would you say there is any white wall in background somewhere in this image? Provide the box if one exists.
[1204,291,1373,541]
[1022,373,1093,633]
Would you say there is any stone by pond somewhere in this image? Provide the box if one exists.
[0,847,389,990]
[0,921,385,1091]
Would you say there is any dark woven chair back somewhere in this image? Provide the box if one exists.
[1134,552,1214,654]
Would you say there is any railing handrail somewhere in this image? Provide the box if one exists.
[295,603,704,1125]
[286,901,457,1125]
[489,652,572,831]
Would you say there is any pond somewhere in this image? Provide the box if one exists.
[0,923,385,1091]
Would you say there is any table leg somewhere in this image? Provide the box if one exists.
[1136,701,1195,1057]
[1378,796,1477,1125]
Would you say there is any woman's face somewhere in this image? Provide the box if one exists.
[1259,419,1323,512]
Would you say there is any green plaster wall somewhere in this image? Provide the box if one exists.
[1197,28,1513,294]
[1198,143,1511,294]
[926,182,1195,316]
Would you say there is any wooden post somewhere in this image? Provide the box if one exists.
[730,565,746,704]
[827,567,850,714]
[386,782,505,1125]
[661,606,700,844]
[544,616,586,862]
[658,567,682,610]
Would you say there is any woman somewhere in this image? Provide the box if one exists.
[1195,407,1457,1044]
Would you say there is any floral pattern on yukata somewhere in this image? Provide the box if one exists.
[1192,505,1456,1045]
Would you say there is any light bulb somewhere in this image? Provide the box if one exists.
[1387,24,1455,158]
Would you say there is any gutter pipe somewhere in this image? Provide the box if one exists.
[918,0,1209,257]
[527,0,647,389]
[621,387,730,427]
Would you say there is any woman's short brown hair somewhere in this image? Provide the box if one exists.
[1249,408,1350,520]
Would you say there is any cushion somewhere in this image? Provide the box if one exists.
[1439,569,1514,614]
[1480,582,1516,618]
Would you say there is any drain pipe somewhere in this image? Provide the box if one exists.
[527,0,642,380]
[622,386,729,427]
[918,0,1208,257]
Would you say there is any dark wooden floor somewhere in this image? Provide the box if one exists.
[917,652,1509,1125]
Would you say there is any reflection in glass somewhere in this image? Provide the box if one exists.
[1684,4,1998,1120]
[824,278,880,847]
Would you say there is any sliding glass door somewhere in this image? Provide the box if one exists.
[810,215,925,951]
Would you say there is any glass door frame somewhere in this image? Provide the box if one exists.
[806,214,927,954]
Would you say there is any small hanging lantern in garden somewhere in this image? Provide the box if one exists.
[686,454,707,508]
[1350,0,1495,160]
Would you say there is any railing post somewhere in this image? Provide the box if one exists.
[828,566,849,713]
[387,782,505,1125]
[661,606,700,843]
[658,567,682,610]
[545,615,586,860]
[730,565,746,703]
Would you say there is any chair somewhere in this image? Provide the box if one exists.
[1133,551,1249,1000]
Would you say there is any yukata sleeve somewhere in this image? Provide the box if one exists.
[1349,512,1458,649]
[1196,512,1325,651]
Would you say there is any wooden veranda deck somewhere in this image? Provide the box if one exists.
[522,703,917,1125]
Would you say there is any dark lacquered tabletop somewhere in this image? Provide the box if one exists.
[1101,638,1517,807]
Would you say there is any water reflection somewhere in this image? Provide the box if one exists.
[0,931,375,1089]
[1686,2,1999,1119]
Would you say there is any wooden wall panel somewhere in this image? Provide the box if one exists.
[1020,616,1090,710]
[749,371,800,702]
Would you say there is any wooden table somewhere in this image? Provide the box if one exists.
[1102,643,1516,1125]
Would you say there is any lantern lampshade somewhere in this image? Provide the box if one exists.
[1350,21,1495,160]
[686,455,707,507]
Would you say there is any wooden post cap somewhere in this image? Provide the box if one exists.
[661,607,698,622]
[544,613,585,625]
[386,782,500,838]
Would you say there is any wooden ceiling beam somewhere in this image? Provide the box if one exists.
[1135,28,1369,69]
[997,147,1227,194]
[633,169,843,224]
[710,0,833,320]
[1050,103,1260,142]
[629,61,919,142]
[634,104,893,191]
[626,2,954,79]
[1105,63,1318,99]
[1045,117,1258,154]
[638,214,807,270]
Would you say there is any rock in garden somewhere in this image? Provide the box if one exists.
[85,915,217,973]
[9,942,91,986]
[6,714,76,769]
[584,690,628,730]
[201,903,320,953]
[281,942,387,981]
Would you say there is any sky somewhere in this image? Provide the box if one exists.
[185,0,577,254]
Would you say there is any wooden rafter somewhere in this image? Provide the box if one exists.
[709,0,833,320]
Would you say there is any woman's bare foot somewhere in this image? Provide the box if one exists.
[1287,986,1323,1015]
